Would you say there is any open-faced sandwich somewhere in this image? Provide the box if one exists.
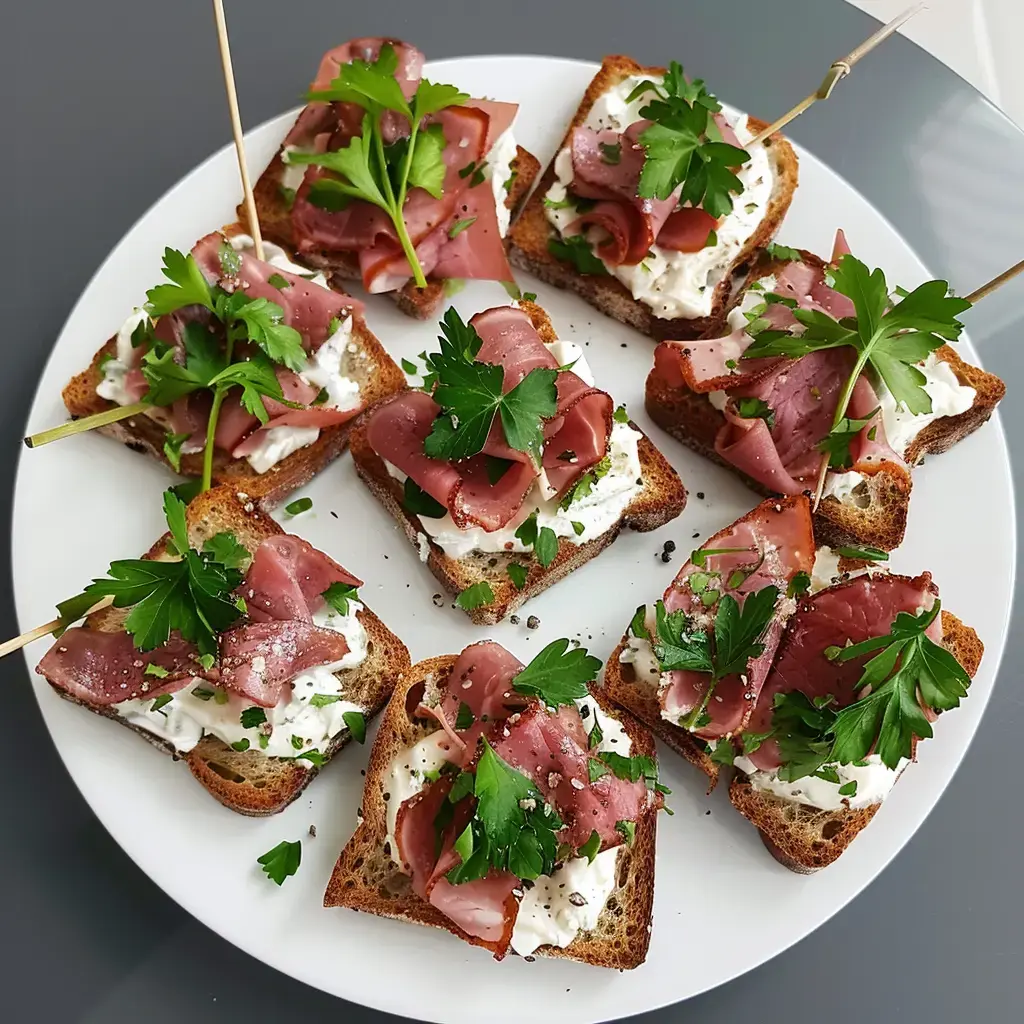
[508,55,798,340]
[645,233,1006,550]
[326,638,664,966]
[247,37,541,319]
[349,300,687,623]
[58,223,404,509]
[35,486,410,815]
[603,494,984,870]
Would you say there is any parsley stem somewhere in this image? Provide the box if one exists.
[200,337,236,493]
[392,113,428,289]
[683,675,720,732]
[23,402,151,449]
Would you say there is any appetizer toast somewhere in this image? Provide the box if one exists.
[508,55,799,341]
[326,642,659,967]
[350,300,687,624]
[646,246,1006,551]
[37,486,410,816]
[602,496,984,870]
[247,37,542,320]
[62,222,405,510]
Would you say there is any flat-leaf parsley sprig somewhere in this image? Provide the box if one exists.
[54,489,249,656]
[742,255,971,488]
[292,44,469,289]
[627,62,751,215]
[27,246,308,492]
[634,584,779,731]
[422,308,558,465]
[742,600,971,782]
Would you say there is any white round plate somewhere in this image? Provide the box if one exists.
[14,56,1014,1023]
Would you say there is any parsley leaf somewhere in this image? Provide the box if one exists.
[615,820,636,845]
[145,249,214,317]
[829,601,970,768]
[202,532,250,570]
[423,309,557,464]
[558,455,611,510]
[734,396,776,430]
[403,478,447,519]
[257,840,301,885]
[507,562,528,590]
[240,706,267,729]
[323,581,359,615]
[548,235,609,275]
[816,409,879,470]
[534,526,559,567]
[511,638,601,707]
[54,490,244,654]
[445,739,563,884]
[223,295,306,373]
[764,243,803,263]
[634,64,750,216]
[456,581,494,611]
[163,432,190,472]
[578,829,601,863]
[455,702,475,730]
[343,710,366,744]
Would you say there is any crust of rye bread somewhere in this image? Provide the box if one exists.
[604,608,983,872]
[349,300,687,624]
[643,249,1006,549]
[506,55,799,341]
[60,222,407,511]
[41,486,410,816]
[324,654,658,968]
[246,142,542,320]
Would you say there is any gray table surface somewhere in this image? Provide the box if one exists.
[4,1,1022,1021]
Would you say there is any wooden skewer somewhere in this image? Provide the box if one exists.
[0,597,114,659]
[750,4,927,147]
[211,0,264,259]
[964,257,1024,304]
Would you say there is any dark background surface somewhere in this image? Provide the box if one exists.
[4,1,1022,1021]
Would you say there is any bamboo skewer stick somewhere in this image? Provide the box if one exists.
[211,0,264,259]
[0,598,114,658]
[24,402,150,449]
[964,257,1024,304]
[750,4,927,147]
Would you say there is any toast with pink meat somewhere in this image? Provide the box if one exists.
[508,55,799,341]
[646,233,1005,551]
[326,638,664,967]
[35,486,410,816]
[61,222,405,510]
[349,299,687,624]
[603,494,983,871]
[246,37,541,320]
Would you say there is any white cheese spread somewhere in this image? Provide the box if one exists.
[878,351,975,457]
[809,545,842,594]
[114,602,368,758]
[487,128,519,237]
[821,471,869,507]
[383,730,455,860]
[511,847,621,956]
[544,75,776,320]
[733,752,908,811]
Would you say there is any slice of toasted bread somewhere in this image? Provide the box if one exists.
[60,224,406,511]
[324,654,658,968]
[606,606,983,872]
[42,486,411,816]
[643,246,1005,551]
[730,610,984,872]
[507,55,799,341]
[247,140,541,320]
[350,300,687,624]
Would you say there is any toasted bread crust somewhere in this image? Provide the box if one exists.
[507,55,799,341]
[60,226,406,511]
[324,654,658,968]
[606,605,982,872]
[247,142,542,321]
[348,301,687,624]
[41,486,410,816]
